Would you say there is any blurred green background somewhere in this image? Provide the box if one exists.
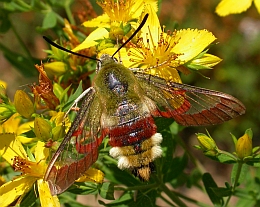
[0,0,259,153]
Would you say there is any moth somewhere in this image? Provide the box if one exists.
[43,14,245,195]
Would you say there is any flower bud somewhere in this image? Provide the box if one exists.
[236,130,252,159]
[51,125,65,141]
[34,117,52,141]
[14,90,34,119]
[197,133,217,151]
[188,54,222,70]
[196,133,218,156]
[44,62,67,76]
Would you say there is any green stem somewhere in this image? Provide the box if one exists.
[174,191,211,207]
[224,162,243,207]
[64,3,75,25]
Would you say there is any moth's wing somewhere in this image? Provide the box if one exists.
[44,87,105,195]
[135,73,246,126]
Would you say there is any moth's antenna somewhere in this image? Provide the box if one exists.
[112,13,149,58]
[43,36,99,62]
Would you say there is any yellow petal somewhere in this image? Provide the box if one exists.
[38,179,60,207]
[35,141,49,162]
[150,66,182,83]
[254,0,260,13]
[139,3,162,46]
[16,120,34,135]
[130,0,158,19]
[172,29,216,63]
[76,168,104,183]
[83,14,110,28]
[50,111,65,125]
[16,121,36,144]
[0,134,27,164]
[100,48,132,68]
[0,113,21,133]
[0,175,36,207]
[73,28,109,52]
[216,0,252,16]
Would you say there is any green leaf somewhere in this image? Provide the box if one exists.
[202,173,224,207]
[42,11,57,29]
[66,81,83,105]
[98,192,133,206]
[20,187,37,207]
[230,133,237,146]
[26,147,35,162]
[129,189,157,207]
[62,83,84,119]
[163,154,188,183]
[216,153,236,164]
[20,129,36,138]
[123,23,131,35]
[68,182,99,195]
[99,182,115,200]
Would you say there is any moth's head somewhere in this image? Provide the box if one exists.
[96,54,119,73]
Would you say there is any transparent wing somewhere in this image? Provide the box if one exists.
[135,72,246,126]
[44,87,105,195]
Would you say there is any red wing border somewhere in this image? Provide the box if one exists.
[135,72,246,126]
[44,87,104,195]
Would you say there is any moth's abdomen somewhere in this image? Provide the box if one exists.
[108,114,162,180]
[109,115,157,147]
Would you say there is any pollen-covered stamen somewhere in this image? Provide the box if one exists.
[97,0,135,22]
[12,156,45,177]
[128,26,183,72]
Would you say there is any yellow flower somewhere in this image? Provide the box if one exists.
[216,0,260,16]
[124,6,219,82]
[73,0,158,51]
[0,134,60,207]
[0,113,36,144]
